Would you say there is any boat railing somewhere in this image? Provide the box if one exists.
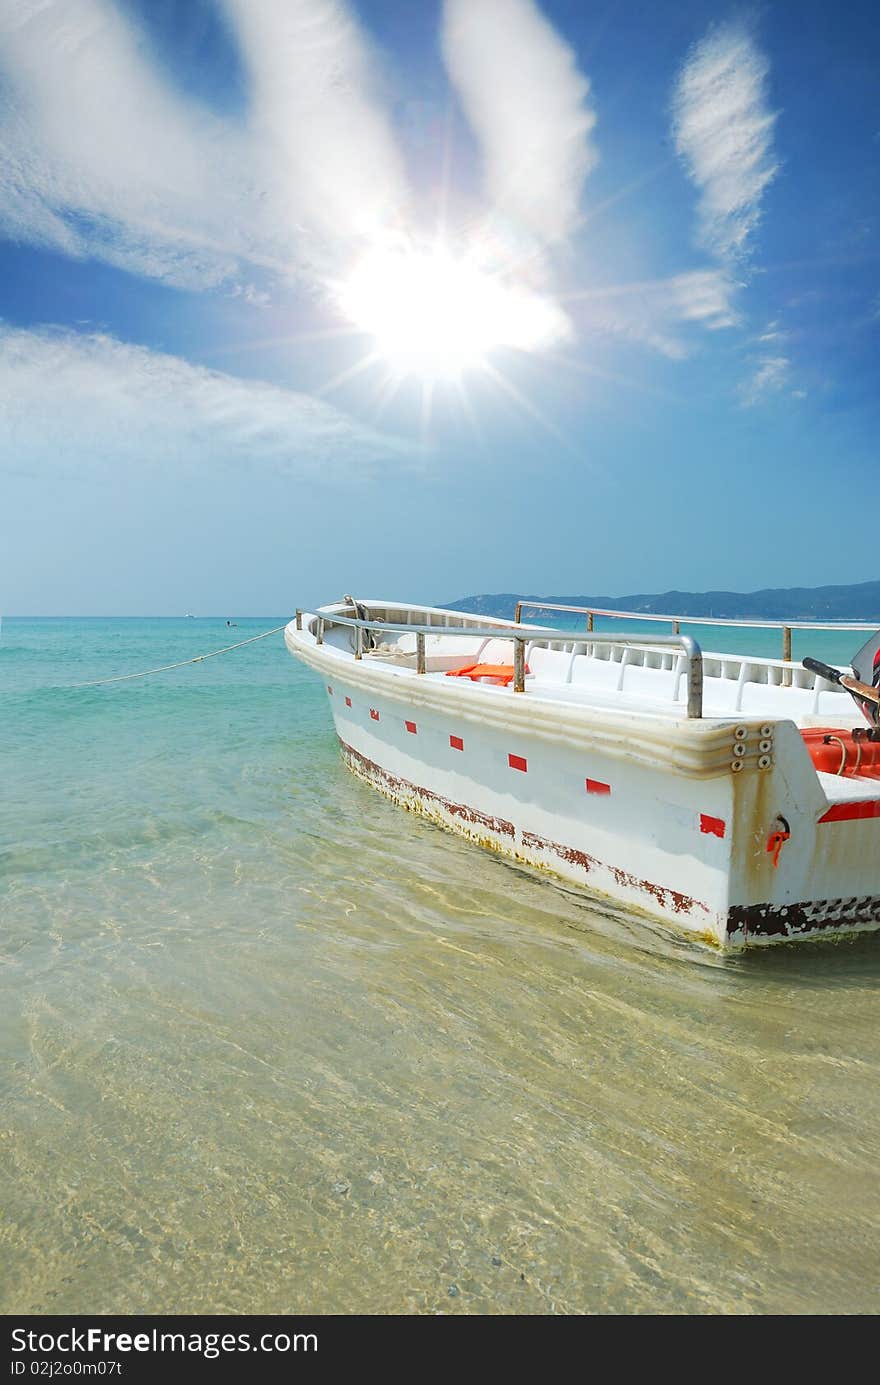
[295,605,705,718]
[514,600,877,689]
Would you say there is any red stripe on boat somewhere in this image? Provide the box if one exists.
[508,753,527,772]
[370,709,380,721]
[405,720,417,734]
[819,800,880,823]
[585,778,611,795]
[699,813,725,838]
[450,735,464,751]
[345,696,352,707]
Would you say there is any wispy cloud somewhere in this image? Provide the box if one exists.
[0,0,249,288]
[441,0,597,244]
[567,268,740,358]
[672,21,779,262]
[223,0,408,253]
[0,324,405,474]
[757,321,789,344]
[740,353,791,406]
[0,0,407,292]
[739,319,807,406]
[660,268,741,331]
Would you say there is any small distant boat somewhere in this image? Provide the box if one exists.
[285,597,880,950]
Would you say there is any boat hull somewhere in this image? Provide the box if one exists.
[337,734,725,945]
[287,619,880,951]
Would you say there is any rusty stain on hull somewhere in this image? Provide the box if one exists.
[729,895,880,940]
[521,830,708,918]
[521,828,594,874]
[339,739,516,838]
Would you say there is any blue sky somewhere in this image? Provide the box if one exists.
[1,0,877,615]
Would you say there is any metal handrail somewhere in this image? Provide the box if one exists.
[295,607,705,717]
[514,600,876,689]
[515,598,875,635]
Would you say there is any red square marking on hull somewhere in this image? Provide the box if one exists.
[508,754,528,772]
[699,813,725,838]
[450,735,464,751]
[585,778,610,795]
[370,709,380,721]
[405,721,417,734]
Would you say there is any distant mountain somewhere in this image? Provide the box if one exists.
[442,580,880,623]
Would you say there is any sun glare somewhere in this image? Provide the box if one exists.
[335,241,571,380]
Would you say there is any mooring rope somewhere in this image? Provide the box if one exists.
[65,623,289,689]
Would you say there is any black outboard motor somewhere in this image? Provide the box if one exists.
[804,627,880,732]
[850,628,880,725]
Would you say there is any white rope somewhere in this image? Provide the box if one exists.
[65,623,289,689]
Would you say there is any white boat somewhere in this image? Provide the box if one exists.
[284,597,880,950]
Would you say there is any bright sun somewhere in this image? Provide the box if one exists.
[336,240,570,380]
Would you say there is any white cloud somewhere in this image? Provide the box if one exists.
[739,319,806,406]
[0,0,248,288]
[673,21,778,261]
[663,268,741,330]
[224,0,408,251]
[441,0,597,244]
[0,0,408,292]
[0,324,406,475]
[740,353,790,406]
[757,321,789,343]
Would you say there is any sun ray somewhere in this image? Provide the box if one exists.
[559,274,702,306]
[204,324,365,361]
[368,369,408,425]
[579,158,673,231]
[314,349,381,397]
[453,375,489,454]
[419,377,436,446]
[543,351,688,406]
[481,360,579,455]
[759,247,880,276]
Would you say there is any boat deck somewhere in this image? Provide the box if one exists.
[339,628,854,727]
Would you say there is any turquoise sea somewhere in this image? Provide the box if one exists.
[2,615,880,1314]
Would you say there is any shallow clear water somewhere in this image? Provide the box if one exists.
[2,617,879,1315]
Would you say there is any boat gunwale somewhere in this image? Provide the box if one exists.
[296,598,707,713]
[284,618,793,782]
